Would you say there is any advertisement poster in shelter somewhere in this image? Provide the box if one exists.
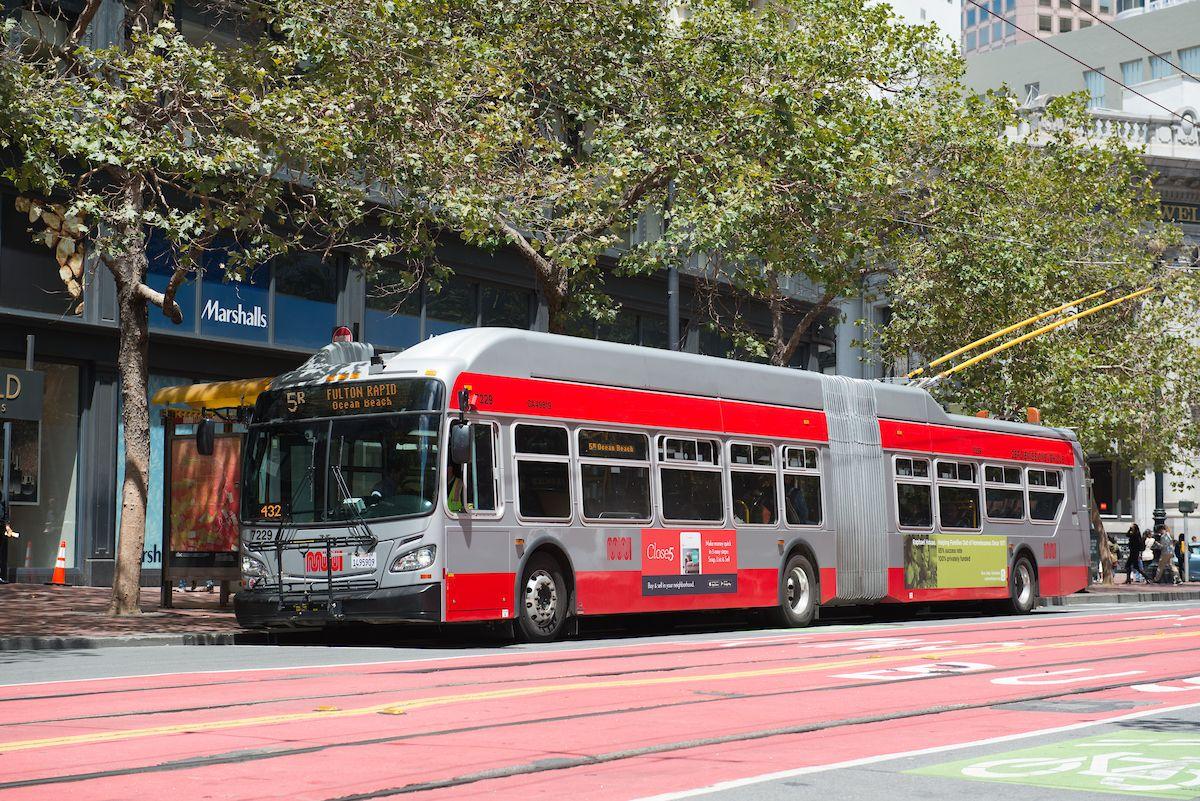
[904,534,1008,589]
[641,529,738,595]
[168,437,240,565]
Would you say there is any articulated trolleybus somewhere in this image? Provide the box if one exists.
[235,328,1090,640]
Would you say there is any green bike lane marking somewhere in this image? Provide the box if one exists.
[911,730,1200,798]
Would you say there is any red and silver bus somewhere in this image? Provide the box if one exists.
[235,328,1090,640]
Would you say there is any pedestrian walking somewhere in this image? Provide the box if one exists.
[1155,525,1178,584]
[1178,532,1189,582]
[1124,524,1146,584]
[0,491,16,583]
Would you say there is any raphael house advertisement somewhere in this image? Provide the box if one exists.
[904,534,1008,590]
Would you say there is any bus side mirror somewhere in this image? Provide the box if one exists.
[196,418,215,456]
[449,421,472,465]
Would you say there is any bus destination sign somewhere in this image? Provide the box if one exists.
[255,378,443,421]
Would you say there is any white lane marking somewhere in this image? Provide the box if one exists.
[992,668,1145,686]
[833,662,994,683]
[3,602,1199,690]
[631,699,1200,801]
[1133,676,1200,693]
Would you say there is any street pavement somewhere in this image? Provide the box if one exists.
[1,602,1199,800]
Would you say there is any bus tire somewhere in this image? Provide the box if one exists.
[774,554,817,628]
[1008,556,1038,614]
[517,553,569,642]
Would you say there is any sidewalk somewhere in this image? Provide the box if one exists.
[0,584,257,650]
[1040,577,1200,606]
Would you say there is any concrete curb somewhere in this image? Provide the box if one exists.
[1040,588,1200,606]
[0,630,269,651]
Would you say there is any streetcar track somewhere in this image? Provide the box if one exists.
[4,660,1197,793]
[3,606,1193,706]
[8,619,1195,727]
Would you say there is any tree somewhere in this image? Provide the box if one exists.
[0,0,441,612]
[879,93,1196,474]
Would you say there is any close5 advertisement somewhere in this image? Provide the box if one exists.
[904,534,1008,590]
[641,529,738,595]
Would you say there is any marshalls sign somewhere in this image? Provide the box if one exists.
[0,368,45,422]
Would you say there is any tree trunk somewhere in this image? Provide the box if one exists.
[1084,463,1115,587]
[107,206,151,615]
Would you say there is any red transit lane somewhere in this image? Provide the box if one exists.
[2,607,1200,801]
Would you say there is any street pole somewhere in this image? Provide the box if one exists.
[1154,470,1166,530]
[665,181,680,352]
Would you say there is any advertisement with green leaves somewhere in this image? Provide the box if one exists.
[904,534,1007,589]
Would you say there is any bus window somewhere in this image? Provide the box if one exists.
[783,446,821,526]
[984,463,1025,521]
[578,429,650,522]
[657,435,722,523]
[896,456,932,529]
[449,422,498,513]
[515,424,571,521]
[1028,468,1065,522]
[936,459,980,530]
[329,413,440,519]
[730,441,777,525]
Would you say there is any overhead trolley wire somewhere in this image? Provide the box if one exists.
[1059,0,1200,86]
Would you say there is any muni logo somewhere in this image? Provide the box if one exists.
[202,298,267,328]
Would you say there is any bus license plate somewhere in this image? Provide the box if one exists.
[351,552,377,570]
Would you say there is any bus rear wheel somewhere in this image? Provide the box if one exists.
[1008,556,1038,614]
[774,554,817,628]
[517,554,569,642]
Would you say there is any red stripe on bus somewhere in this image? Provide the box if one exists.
[880,420,1075,466]
[885,568,1011,602]
[453,372,828,441]
[452,372,1074,465]
[575,569,779,615]
[820,567,837,603]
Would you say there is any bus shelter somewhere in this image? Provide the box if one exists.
[151,378,271,608]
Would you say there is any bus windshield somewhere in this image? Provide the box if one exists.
[242,412,441,524]
[243,378,445,524]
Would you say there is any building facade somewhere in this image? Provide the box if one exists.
[964,0,1200,535]
[961,0,1115,56]
[882,0,963,43]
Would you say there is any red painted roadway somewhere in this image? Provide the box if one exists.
[2,608,1200,800]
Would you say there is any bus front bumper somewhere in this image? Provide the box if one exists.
[234,582,441,628]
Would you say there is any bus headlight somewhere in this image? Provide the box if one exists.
[391,545,436,573]
[242,554,268,578]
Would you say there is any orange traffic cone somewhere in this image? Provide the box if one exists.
[45,539,68,586]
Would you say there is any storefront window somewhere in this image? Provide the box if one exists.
[115,374,197,573]
[480,283,530,329]
[425,276,477,337]
[0,193,76,316]
[598,309,639,345]
[199,244,269,343]
[274,254,338,348]
[365,262,421,349]
[641,314,669,349]
[1,360,79,577]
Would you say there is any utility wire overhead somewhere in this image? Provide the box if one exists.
[1060,0,1200,85]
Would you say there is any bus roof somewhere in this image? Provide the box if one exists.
[373,328,1077,444]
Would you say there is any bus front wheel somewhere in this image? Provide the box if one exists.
[1008,556,1038,615]
[774,554,817,628]
[517,554,569,642]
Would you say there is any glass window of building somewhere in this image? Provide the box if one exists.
[991,21,1003,41]
[1150,53,1175,80]
[480,283,530,329]
[640,314,669,349]
[1098,0,1110,9]
[1038,13,1051,29]
[1006,0,1015,10]
[965,31,977,50]
[991,0,1001,11]
[144,231,198,333]
[2,359,80,579]
[364,263,421,350]
[1079,18,1091,27]
[1059,16,1072,31]
[198,243,269,343]
[597,309,639,345]
[425,275,477,337]
[1079,0,1092,9]
[1083,69,1105,108]
[967,7,976,24]
[273,253,338,349]
[1039,0,1050,6]
[0,192,77,316]
[1121,59,1143,86]
[979,26,990,44]
[1181,46,1200,76]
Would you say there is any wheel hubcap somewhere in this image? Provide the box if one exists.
[1016,565,1033,606]
[786,567,810,614]
[524,571,558,629]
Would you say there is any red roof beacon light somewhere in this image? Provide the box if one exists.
[332,325,354,343]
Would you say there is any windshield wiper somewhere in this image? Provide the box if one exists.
[330,463,378,552]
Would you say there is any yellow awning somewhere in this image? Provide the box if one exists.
[151,377,274,410]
